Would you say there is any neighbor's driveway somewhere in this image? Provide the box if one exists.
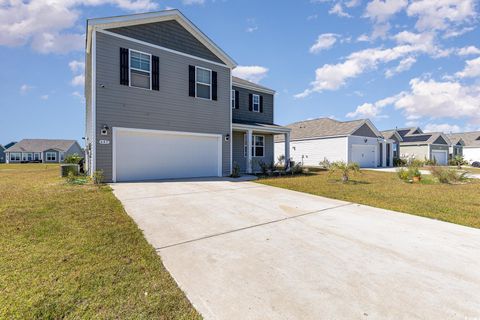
[112,178,480,320]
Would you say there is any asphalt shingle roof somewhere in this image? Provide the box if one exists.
[274,118,374,142]
[5,139,77,153]
[447,132,480,147]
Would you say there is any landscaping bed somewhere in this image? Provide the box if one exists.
[0,164,200,319]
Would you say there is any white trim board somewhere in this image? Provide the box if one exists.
[98,29,230,69]
[232,81,276,95]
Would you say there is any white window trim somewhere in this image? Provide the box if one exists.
[244,134,265,157]
[10,152,21,161]
[128,48,152,90]
[252,94,260,112]
[231,89,235,109]
[195,66,212,100]
[46,152,57,162]
[34,152,41,160]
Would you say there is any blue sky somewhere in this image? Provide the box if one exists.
[1,0,479,146]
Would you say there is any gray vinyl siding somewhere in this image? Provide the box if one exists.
[352,123,378,138]
[232,131,274,173]
[232,86,274,124]
[85,47,93,173]
[109,20,223,64]
[95,31,231,182]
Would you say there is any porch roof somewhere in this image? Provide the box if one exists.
[232,120,290,134]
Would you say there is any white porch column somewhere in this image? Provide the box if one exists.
[389,143,394,167]
[284,132,290,169]
[382,142,387,167]
[246,129,253,174]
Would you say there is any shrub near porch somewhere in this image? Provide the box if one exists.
[258,170,480,229]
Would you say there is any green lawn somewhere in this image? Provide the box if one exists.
[258,170,480,229]
[0,164,200,319]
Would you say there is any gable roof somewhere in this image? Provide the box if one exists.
[5,139,78,153]
[87,9,237,68]
[275,118,382,142]
[381,130,403,141]
[401,132,450,146]
[447,131,480,147]
[232,76,275,94]
[4,141,17,149]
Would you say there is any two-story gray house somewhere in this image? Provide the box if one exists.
[85,10,290,182]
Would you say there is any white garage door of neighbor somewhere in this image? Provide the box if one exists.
[351,145,376,167]
[114,128,222,182]
[431,150,448,165]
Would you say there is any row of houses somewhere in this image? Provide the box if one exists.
[0,139,83,164]
[274,118,480,168]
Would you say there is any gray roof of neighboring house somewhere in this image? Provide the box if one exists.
[4,139,78,153]
[401,132,450,146]
[0,145,4,151]
[380,130,403,141]
[275,118,379,142]
[232,76,275,94]
[447,131,480,147]
[4,141,17,149]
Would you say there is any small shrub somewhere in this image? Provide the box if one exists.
[66,171,77,183]
[408,159,424,167]
[290,163,304,175]
[64,153,82,164]
[319,157,331,169]
[231,161,241,178]
[328,161,360,183]
[430,166,468,184]
[424,158,437,166]
[258,160,274,176]
[397,168,409,181]
[93,170,104,185]
[448,155,468,169]
[397,164,422,182]
[393,158,407,167]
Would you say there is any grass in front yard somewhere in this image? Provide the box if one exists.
[258,170,480,229]
[0,164,200,319]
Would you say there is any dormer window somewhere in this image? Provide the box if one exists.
[130,50,151,90]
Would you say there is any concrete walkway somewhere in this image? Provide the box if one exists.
[112,179,480,320]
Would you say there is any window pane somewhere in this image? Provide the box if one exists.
[131,51,150,72]
[196,83,211,99]
[131,70,150,89]
[255,147,264,157]
[255,136,264,146]
[197,68,211,84]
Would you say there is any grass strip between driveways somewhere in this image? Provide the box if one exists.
[257,170,480,229]
[0,164,201,320]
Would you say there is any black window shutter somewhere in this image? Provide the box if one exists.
[188,65,196,97]
[120,48,129,86]
[235,90,240,109]
[248,93,253,111]
[260,95,264,113]
[152,55,159,91]
[212,71,218,101]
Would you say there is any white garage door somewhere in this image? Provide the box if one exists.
[114,128,222,182]
[351,145,376,167]
[431,150,448,165]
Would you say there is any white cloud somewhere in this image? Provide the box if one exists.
[296,32,441,97]
[424,123,461,133]
[307,14,318,20]
[364,0,407,23]
[71,74,85,86]
[182,0,205,4]
[20,84,34,94]
[455,57,480,78]
[357,34,370,42]
[457,46,480,56]
[0,0,158,54]
[406,0,477,32]
[346,94,400,118]
[329,3,351,18]
[245,18,258,33]
[246,26,258,33]
[69,60,85,73]
[384,56,416,78]
[232,66,269,84]
[309,33,339,54]
[40,94,49,100]
[345,0,361,8]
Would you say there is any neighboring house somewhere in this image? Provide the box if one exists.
[274,118,395,168]
[381,130,403,163]
[447,132,480,163]
[0,145,5,163]
[4,139,84,164]
[4,141,17,149]
[446,135,464,159]
[85,10,290,182]
[395,127,450,165]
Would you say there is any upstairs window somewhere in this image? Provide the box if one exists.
[252,94,260,112]
[196,67,211,100]
[130,50,151,90]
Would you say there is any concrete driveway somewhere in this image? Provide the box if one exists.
[112,178,480,320]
